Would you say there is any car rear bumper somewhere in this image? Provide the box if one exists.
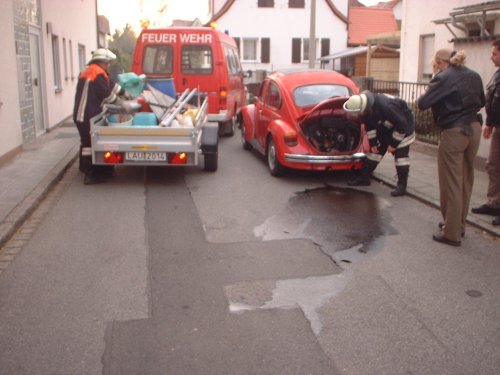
[284,152,366,164]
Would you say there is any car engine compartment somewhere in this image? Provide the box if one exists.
[302,116,362,153]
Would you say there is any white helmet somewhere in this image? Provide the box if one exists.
[343,93,368,114]
[88,48,116,64]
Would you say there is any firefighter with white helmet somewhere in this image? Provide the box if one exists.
[343,90,416,196]
[73,48,133,184]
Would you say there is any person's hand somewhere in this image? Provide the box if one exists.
[483,125,493,140]
[388,145,396,154]
[371,145,379,154]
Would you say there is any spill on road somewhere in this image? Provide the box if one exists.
[254,186,395,262]
[227,186,396,335]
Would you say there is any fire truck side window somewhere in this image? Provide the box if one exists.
[181,45,213,75]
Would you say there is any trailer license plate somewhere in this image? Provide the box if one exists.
[125,152,167,161]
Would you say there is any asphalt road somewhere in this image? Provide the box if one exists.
[0,134,498,375]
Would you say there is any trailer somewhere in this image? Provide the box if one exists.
[89,89,218,172]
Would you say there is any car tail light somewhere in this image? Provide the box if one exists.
[104,152,123,164]
[219,87,228,107]
[283,129,298,146]
[169,152,188,165]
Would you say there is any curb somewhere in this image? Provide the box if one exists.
[0,144,79,249]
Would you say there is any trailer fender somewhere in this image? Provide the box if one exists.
[201,122,219,154]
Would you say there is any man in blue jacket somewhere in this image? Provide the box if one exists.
[471,40,500,226]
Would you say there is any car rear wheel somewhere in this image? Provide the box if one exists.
[241,122,252,150]
[267,137,285,177]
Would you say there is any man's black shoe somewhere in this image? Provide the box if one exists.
[432,232,461,247]
[471,204,500,216]
[492,216,500,226]
[438,222,465,237]
[347,177,371,186]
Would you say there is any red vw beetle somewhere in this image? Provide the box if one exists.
[240,69,369,176]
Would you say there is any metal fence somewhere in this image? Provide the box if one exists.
[355,78,439,145]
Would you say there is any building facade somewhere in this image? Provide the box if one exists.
[0,0,99,163]
[207,0,350,79]
[399,0,500,157]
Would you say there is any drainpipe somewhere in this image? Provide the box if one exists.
[309,0,316,69]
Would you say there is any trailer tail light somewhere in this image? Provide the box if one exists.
[104,152,124,164]
[283,129,298,147]
[169,152,187,165]
[219,87,228,107]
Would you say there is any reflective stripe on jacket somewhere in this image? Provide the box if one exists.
[73,63,122,123]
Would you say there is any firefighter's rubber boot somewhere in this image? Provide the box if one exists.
[81,155,106,185]
[391,169,408,197]
[348,160,377,186]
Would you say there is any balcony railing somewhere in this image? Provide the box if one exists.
[354,78,439,145]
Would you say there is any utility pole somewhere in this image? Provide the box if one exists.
[309,0,316,69]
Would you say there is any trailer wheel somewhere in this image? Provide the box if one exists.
[204,153,218,172]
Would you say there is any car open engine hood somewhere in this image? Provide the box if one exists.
[298,97,363,153]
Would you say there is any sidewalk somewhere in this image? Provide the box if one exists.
[0,123,498,249]
[0,120,80,248]
[373,141,500,238]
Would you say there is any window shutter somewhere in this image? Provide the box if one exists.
[292,38,301,63]
[289,0,305,8]
[234,37,241,55]
[321,38,330,57]
[261,38,270,63]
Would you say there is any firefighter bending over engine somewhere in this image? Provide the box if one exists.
[73,48,133,185]
[343,90,416,197]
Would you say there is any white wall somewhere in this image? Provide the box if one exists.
[400,0,491,82]
[41,0,98,129]
[0,0,23,157]
[400,0,499,159]
[212,0,349,72]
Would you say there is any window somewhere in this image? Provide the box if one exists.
[242,38,258,61]
[265,82,282,109]
[181,45,213,75]
[289,0,305,8]
[224,45,242,76]
[51,35,61,90]
[293,84,350,107]
[142,45,174,74]
[419,34,435,82]
[258,0,274,7]
[69,40,74,79]
[78,44,86,72]
[63,38,68,80]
